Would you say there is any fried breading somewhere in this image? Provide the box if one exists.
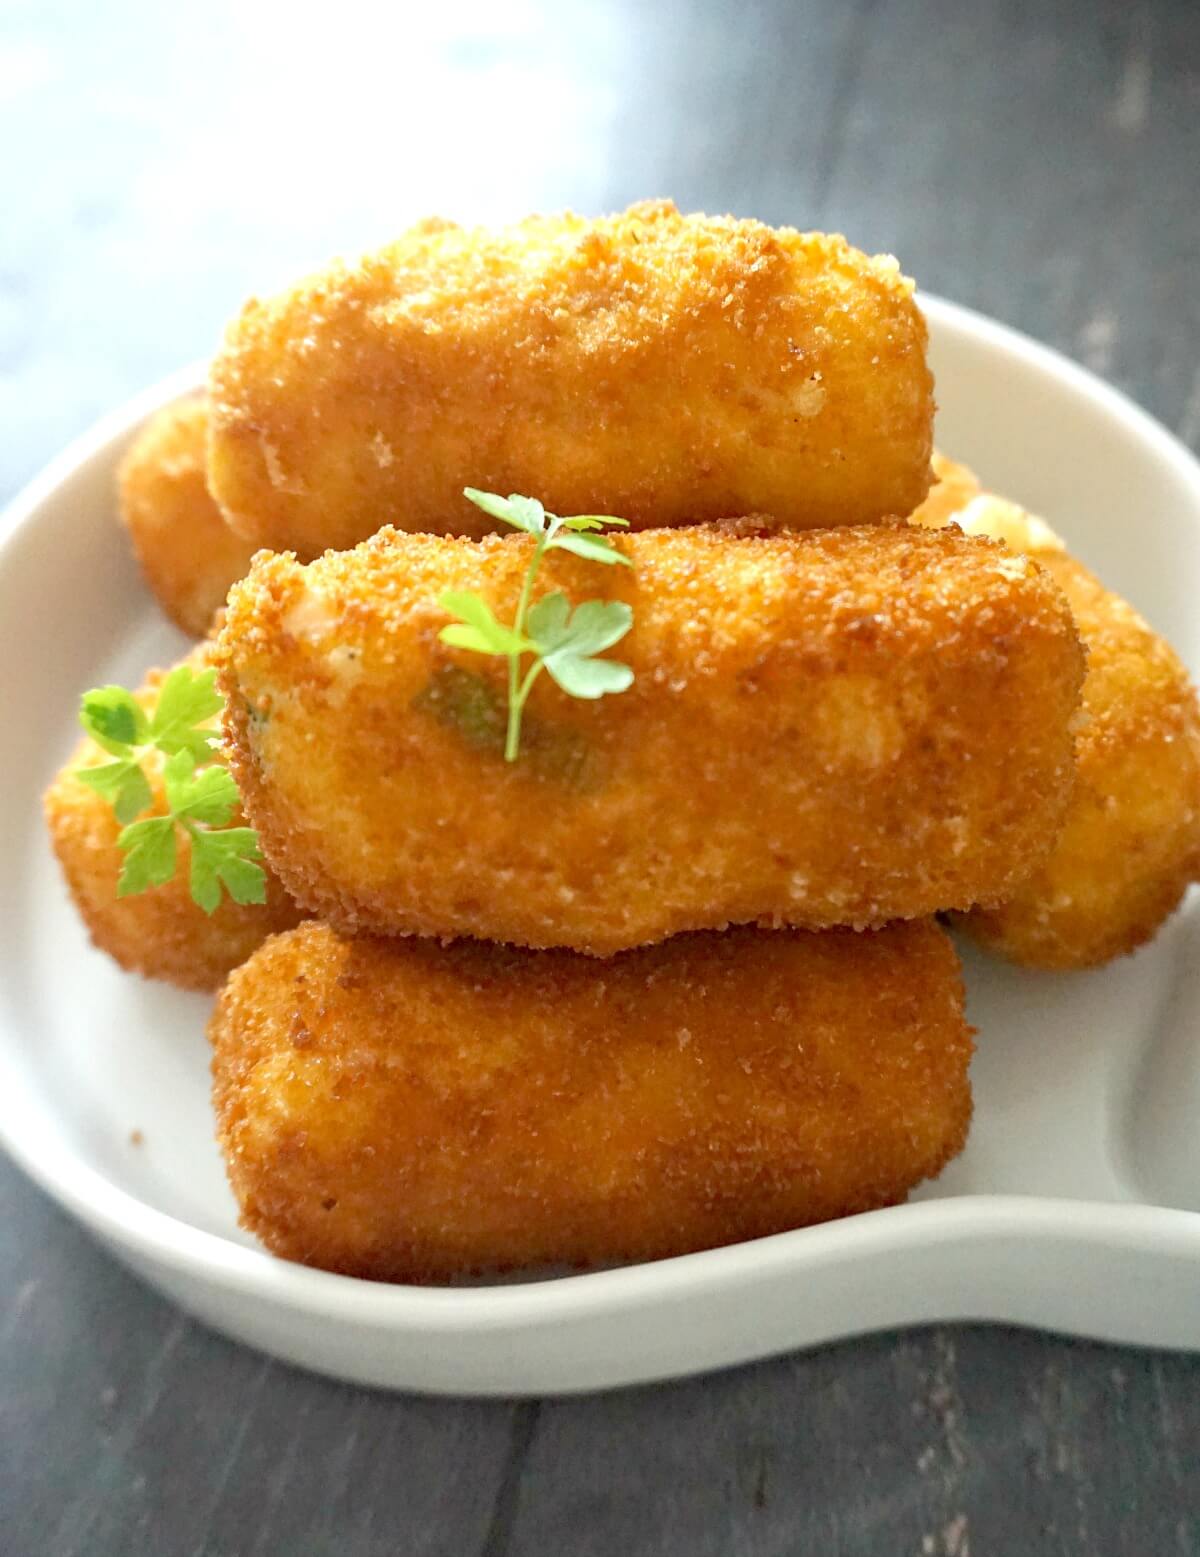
[216,521,1085,954]
[210,919,973,1282]
[914,465,1200,966]
[44,646,303,990]
[913,452,983,527]
[118,398,257,637]
[208,201,934,556]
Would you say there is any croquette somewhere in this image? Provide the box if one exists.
[913,452,983,528]
[216,520,1085,954]
[207,201,934,556]
[210,919,974,1282]
[118,398,258,637]
[914,466,1200,966]
[45,647,304,990]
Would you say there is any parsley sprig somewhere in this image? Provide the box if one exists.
[74,666,266,913]
[438,489,635,762]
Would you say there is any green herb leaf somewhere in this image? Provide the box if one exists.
[559,515,630,532]
[463,488,547,535]
[75,665,263,912]
[548,531,632,567]
[79,686,148,755]
[439,624,522,656]
[162,749,240,828]
[189,828,266,915]
[542,655,635,699]
[525,590,572,647]
[503,494,547,534]
[116,815,177,896]
[76,758,155,824]
[438,590,535,656]
[148,665,223,759]
[543,599,633,657]
[74,759,137,801]
[539,600,634,700]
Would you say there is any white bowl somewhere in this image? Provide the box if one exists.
[2,298,1199,1397]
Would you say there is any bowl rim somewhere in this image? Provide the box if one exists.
[3,292,1200,1335]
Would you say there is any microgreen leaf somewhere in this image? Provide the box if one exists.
[548,531,632,567]
[463,488,547,535]
[148,665,224,758]
[543,599,633,658]
[116,815,177,896]
[440,623,531,656]
[539,600,634,699]
[438,492,636,761]
[504,494,547,534]
[526,591,572,647]
[559,515,630,532]
[79,686,148,755]
[543,655,635,699]
[438,590,536,656]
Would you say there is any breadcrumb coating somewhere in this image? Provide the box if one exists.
[44,646,304,990]
[208,201,934,556]
[216,521,1084,954]
[118,398,257,637]
[210,919,974,1282]
[912,463,1200,966]
[912,453,983,528]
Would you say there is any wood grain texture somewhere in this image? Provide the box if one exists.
[3,0,1200,1552]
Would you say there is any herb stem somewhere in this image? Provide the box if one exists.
[505,528,553,762]
[505,654,521,762]
[516,660,545,703]
[509,660,546,751]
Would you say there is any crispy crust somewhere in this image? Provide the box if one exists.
[208,200,934,555]
[910,453,983,528]
[913,467,1200,968]
[44,646,304,990]
[118,398,257,637]
[216,521,1085,954]
[210,919,974,1282]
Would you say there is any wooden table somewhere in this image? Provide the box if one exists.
[3,1,1198,1550]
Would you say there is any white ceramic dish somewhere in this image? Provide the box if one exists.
[2,297,1199,1397]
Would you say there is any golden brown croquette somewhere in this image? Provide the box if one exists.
[913,466,1200,967]
[208,201,934,556]
[216,520,1085,954]
[210,919,974,1282]
[118,398,257,637]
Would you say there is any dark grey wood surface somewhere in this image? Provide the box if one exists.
[3,0,1199,1551]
